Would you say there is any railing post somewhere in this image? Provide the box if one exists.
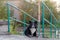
[7,4,10,32]
[50,13,52,38]
[23,14,26,35]
[54,19,56,38]
[42,2,45,38]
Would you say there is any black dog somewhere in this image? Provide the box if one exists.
[24,21,38,37]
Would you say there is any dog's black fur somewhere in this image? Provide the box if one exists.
[24,21,38,37]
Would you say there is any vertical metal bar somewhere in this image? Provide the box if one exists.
[7,4,10,32]
[55,28,56,38]
[42,2,45,38]
[58,28,59,38]
[54,19,56,38]
[50,13,52,38]
[23,14,26,34]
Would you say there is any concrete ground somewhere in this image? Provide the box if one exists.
[0,35,60,40]
[0,25,60,40]
[0,25,8,35]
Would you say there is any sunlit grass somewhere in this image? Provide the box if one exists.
[44,31,50,38]
[10,25,19,34]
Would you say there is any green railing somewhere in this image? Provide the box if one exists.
[7,4,10,32]
[7,1,58,38]
[41,1,58,38]
[7,2,40,35]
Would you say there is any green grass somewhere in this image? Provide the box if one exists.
[44,31,50,38]
[10,25,19,34]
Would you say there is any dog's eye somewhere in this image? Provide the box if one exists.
[29,21,32,23]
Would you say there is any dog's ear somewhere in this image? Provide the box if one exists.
[34,21,37,24]
[29,21,32,24]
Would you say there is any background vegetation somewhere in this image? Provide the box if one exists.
[0,0,7,20]
[0,0,60,36]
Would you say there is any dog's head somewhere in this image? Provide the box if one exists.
[29,21,37,28]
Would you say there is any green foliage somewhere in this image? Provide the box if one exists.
[19,1,38,21]
[0,1,7,19]
[19,0,58,23]
[57,11,60,28]
[40,0,58,25]
[10,25,19,34]
[45,0,58,20]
